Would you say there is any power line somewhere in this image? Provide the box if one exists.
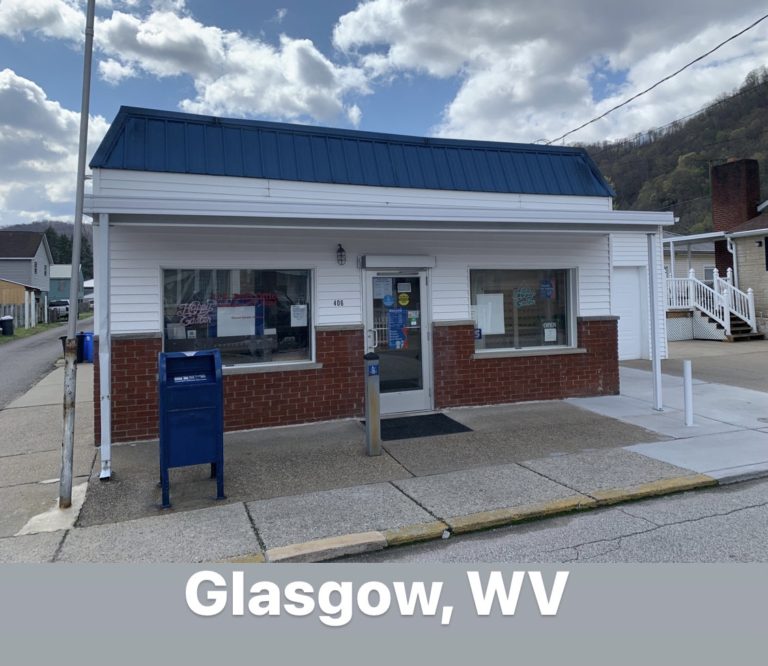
[588,77,768,160]
[545,12,768,145]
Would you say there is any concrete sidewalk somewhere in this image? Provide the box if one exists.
[0,361,765,564]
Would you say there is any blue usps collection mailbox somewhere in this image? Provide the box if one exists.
[158,350,225,508]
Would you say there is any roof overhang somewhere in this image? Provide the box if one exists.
[729,228,768,239]
[85,196,672,234]
[663,231,725,244]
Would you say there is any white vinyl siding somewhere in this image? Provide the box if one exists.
[93,169,615,214]
[102,225,611,335]
[610,231,667,359]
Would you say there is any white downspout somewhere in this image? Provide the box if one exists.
[647,231,663,411]
[97,213,112,480]
[726,236,739,288]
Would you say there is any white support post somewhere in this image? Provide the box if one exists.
[669,241,676,279]
[683,360,694,427]
[24,291,30,328]
[44,294,48,323]
[97,213,112,480]
[688,268,695,308]
[748,288,756,330]
[647,232,663,411]
[726,267,733,285]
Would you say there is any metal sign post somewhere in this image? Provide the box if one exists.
[364,352,382,456]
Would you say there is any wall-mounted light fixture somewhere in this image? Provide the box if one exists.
[756,240,763,247]
[336,244,347,265]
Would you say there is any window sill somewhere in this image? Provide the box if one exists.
[222,361,323,375]
[472,347,587,360]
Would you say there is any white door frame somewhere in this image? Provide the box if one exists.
[363,269,433,415]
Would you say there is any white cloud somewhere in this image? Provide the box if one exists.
[93,6,369,122]
[0,69,108,225]
[274,8,288,24]
[346,103,362,127]
[98,57,137,84]
[334,0,768,143]
[0,0,84,41]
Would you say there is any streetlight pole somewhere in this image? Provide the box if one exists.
[60,0,96,509]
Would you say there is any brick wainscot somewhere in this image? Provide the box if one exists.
[95,318,618,444]
[432,316,619,408]
[95,326,365,444]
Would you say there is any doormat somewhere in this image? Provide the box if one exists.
[372,413,473,441]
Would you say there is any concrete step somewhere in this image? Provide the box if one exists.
[726,332,765,342]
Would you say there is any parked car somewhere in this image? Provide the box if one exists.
[49,299,70,319]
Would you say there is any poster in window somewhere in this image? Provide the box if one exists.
[543,321,557,343]
[217,304,264,337]
[387,307,408,349]
[515,287,536,308]
[539,278,556,300]
[373,277,392,299]
[290,304,308,327]
[474,293,505,335]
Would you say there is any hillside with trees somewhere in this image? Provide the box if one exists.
[581,66,768,234]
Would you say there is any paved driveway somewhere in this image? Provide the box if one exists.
[622,339,768,393]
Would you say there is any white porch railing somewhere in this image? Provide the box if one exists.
[666,268,757,335]
[714,268,757,331]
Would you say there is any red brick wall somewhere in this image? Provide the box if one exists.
[433,317,619,408]
[95,329,364,443]
[93,335,162,444]
[96,320,617,443]
[711,159,760,233]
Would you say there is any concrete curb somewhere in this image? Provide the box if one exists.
[447,495,597,534]
[384,521,449,546]
[590,474,717,505]
[217,474,721,564]
[266,531,387,563]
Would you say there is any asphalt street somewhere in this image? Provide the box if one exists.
[343,476,768,562]
[0,317,93,409]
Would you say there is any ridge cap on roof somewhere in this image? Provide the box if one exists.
[108,105,592,155]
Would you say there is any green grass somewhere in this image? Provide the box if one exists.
[0,313,93,345]
[0,320,65,344]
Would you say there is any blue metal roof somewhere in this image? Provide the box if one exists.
[91,106,615,198]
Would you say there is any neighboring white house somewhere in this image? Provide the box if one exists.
[84,106,673,476]
[0,230,52,325]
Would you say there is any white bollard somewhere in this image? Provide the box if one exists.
[683,360,694,427]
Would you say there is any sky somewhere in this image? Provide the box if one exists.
[0,0,767,226]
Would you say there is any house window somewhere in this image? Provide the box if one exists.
[44,265,47,276]
[34,261,38,275]
[703,266,715,283]
[162,268,311,367]
[470,269,573,351]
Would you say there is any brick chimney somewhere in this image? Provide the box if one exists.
[711,159,761,274]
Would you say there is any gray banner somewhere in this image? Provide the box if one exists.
[1,564,763,664]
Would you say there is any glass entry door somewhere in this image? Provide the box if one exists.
[365,271,432,414]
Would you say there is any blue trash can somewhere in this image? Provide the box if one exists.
[158,349,225,508]
[82,331,94,362]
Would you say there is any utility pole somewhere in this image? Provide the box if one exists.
[60,0,96,509]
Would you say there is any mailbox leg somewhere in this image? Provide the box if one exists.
[215,457,225,500]
[160,466,171,508]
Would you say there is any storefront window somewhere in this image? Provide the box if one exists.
[470,269,571,351]
[162,269,311,366]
